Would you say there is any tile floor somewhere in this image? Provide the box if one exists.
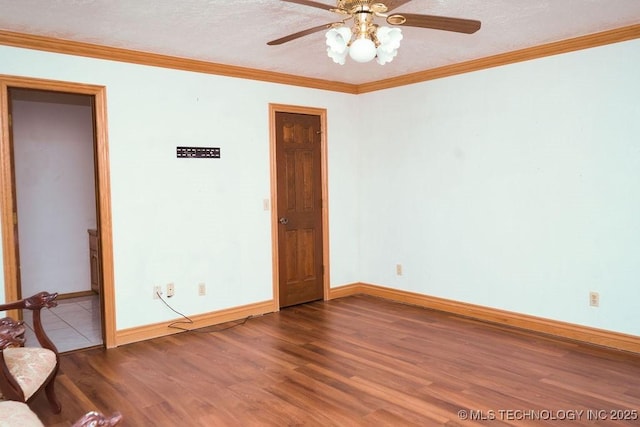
[23,294,103,353]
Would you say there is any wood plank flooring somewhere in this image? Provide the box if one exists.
[30,295,640,426]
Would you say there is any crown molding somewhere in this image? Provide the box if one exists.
[0,29,358,94]
[356,24,640,93]
[1,24,639,94]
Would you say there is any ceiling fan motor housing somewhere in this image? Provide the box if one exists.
[338,1,388,14]
[338,1,371,9]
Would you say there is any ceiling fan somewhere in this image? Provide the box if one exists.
[267,0,481,65]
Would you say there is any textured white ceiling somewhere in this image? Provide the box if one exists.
[1,0,639,85]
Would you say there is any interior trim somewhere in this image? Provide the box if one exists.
[56,290,96,300]
[0,74,116,348]
[1,24,639,94]
[0,30,357,94]
[356,24,640,93]
[328,282,640,354]
[268,104,330,310]
[115,299,274,347]
[0,80,18,320]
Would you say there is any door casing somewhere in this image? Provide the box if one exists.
[0,74,116,348]
[269,103,330,310]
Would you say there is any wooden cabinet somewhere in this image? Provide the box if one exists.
[88,229,101,294]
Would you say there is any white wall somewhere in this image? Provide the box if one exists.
[12,92,96,296]
[1,38,639,337]
[0,45,361,329]
[357,39,640,336]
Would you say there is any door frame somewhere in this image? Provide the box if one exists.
[0,74,116,348]
[269,103,330,311]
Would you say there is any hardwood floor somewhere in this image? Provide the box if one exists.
[30,295,640,426]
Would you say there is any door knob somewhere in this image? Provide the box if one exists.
[279,217,289,225]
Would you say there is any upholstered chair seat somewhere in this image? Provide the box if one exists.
[0,401,45,426]
[0,400,123,427]
[0,292,61,413]
[0,347,57,401]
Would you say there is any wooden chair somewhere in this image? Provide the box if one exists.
[0,401,122,426]
[72,410,123,427]
[0,292,61,413]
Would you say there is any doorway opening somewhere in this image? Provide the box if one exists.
[11,88,101,351]
[1,75,116,349]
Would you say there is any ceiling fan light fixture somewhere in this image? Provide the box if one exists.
[376,45,398,65]
[375,26,402,65]
[269,0,482,67]
[326,27,352,64]
[349,36,377,63]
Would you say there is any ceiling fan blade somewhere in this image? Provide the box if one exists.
[267,23,336,45]
[393,13,481,34]
[384,0,412,12]
[280,0,334,11]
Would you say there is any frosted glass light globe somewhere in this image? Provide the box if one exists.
[326,27,352,65]
[376,27,402,65]
[349,37,377,63]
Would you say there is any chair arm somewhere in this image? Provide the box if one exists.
[0,292,59,355]
[25,292,59,311]
[0,317,27,401]
[0,317,26,349]
[27,292,59,354]
[0,291,58,312]
[71,411,123,427]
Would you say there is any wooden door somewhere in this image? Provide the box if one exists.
[275,111,324,307]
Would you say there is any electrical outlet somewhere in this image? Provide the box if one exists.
[396,264,403,276]
[167,282,175,298]
[589,291,599,307]
[198,282,206,296]
[153,285,162,299]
